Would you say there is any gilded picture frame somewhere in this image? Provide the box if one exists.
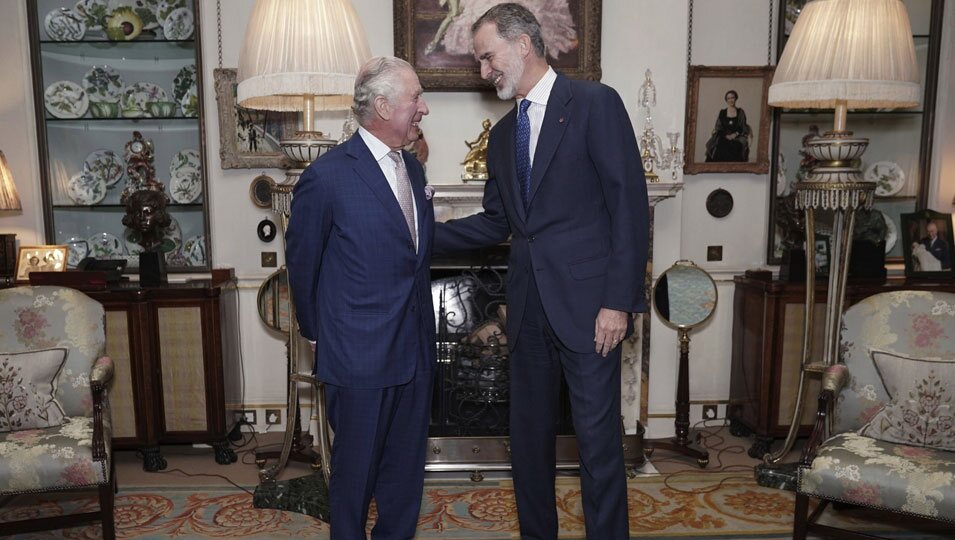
[684,65,774,174]
[394,0,603,91]
[15,245,67,283]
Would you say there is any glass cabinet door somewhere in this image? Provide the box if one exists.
[28,0,209,271]
[768,0,943,264]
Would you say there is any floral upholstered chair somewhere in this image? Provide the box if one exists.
[0,286,115,538]
[794,290,955,539]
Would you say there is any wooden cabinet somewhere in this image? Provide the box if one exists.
[87,280,240,471]
[729,273,955,457]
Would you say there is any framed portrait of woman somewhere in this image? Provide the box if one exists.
[394,0,603,91]
[684,66,774,174]
[901,209,955,278]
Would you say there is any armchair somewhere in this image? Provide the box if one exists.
[794,290,955,539]
[0,286,115,538]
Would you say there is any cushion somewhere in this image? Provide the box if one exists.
[858,350,955,451]
[0,348,67,433]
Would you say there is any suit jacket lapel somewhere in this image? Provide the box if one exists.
[407,153,431,267]
[527,74,572,209]
[347,137,410,240]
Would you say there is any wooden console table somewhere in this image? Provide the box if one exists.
[729,273,955,457]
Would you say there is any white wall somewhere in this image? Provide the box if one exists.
[4,1,953,437]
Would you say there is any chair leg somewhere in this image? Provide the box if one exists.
[792,492,809,540]
[99,471,116,540]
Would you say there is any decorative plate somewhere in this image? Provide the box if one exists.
[44,81,89,119]
[121,82,168,117]
[84,149,125,188]
[173,64,196,104]
[170,169,201,203]
[74,0,109,31]
[865,161,905,197]
[156,0,187,24]
[163,7,193,40]
[131,0,161,30]
[183,235,206,266]
[67,171,107,205]
[169,148,200,178]
[178,84,199,117]
[878,210,898,254]
[82,65,124,104]
[87,232,125,259]
[124,216,182,255]
[65,236,89,268]
[776,152,790,196]
[45,8,86,41]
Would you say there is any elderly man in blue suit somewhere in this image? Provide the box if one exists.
[434,4,649,539]
[286,56,435,539]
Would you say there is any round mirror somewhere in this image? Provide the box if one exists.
[257,267,290,333]
[653,260,718,329]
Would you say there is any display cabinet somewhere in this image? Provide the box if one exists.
[767,0,944,264]
[27,0,210,272]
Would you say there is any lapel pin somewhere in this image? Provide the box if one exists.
[559,117,565,123]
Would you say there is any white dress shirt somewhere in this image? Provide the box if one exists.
[517,66,557,165]
[358,126,419,251]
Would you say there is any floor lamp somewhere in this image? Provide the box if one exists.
[758,0,921,481]
[235,0,370,519]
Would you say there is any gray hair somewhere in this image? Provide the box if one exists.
[471,3,545,58]
[352,56,414,125]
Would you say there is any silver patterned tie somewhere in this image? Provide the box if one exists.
[387,151,417,250]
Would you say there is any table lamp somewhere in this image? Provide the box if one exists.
[0,150,23,282]
[762,0,920,467]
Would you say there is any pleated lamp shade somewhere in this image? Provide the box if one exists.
[237,0,371,112]
[768,0,920,110]
[0,151,22,211]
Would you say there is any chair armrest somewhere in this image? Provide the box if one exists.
[90,356,113,462]
[800,364,850,466]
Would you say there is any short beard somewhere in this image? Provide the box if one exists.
[494,54,524,100]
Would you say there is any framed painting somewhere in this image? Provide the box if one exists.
[684,65,774,174]
[394,0,602,91]
[901,209,955,278]
[213,68,299,169]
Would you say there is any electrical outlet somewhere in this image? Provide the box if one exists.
[261,251,277,267]
[235,410,256,425]
[706,245,723,261]
[265,409,282,425]
[702,404,719,420]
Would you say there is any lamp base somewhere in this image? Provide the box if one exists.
[0,233,15,280]
[281,131,337,168]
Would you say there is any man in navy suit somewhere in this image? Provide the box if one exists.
[286,56,435,539]
[434,4,648,539]
[921,220,951,270]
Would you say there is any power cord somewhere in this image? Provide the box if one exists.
[649,418,757,494]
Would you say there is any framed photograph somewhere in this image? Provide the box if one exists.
[394,0,603,91]
[812,234,830,277]
[213,68,299,169]
[684,65,774,174]
[15,245,67,283]
[901,209,955,278]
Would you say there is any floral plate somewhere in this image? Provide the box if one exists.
[73,0,109,31]
[156,0,187,24]
[64,236,89,268]
[67,171,107,205]
[45,8,86,41]
[82,65,124,104]
[121,82,168,117]
[173,64,196,104]
[169,148,200,178]
[163,7,193,40]
[865,161,905,197]
[44,81,89,119]
[183,234,205,266]
[131,0,162,30]
[84,149,125,188]
[170,168,201,203]
[87,232,125,259]
[878,210,898,254]
[178,84,199,117]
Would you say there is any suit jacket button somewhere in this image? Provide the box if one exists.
[528,235,536,242]
[411,305,417,312]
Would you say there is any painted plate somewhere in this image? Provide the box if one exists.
[169,148,200,178]
[44,81,89,119]
[183,235,206,266]
[776,152,790,196]
[67,171,107,205]
[87,232,125,259]
[124,216,182,255]
[865,161,905,197]
[178,84,199,117]
[84,149,125,188]
[173,64,196,104]
[878,210,898,254]
[155,0,186,24]
[82,65,124,104]
[65,236,89,268]
[121,82,168,117]
[163,7,193,40]
[45,8,86,41]
[170,168,201,203]
[74,0,109,31]
[130,0,161,30]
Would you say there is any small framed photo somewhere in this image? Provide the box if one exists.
[15,245,68,282]
[812,234,830,277]
[901,209,955,278]
[684,65,774,174]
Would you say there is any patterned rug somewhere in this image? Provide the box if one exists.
[2,471,951,539]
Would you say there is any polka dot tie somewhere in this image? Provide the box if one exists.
[388,151,417,250]
[515,99,532,210]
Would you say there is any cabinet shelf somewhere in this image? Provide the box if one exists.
[53,204,203,209]
[40,40,195,60]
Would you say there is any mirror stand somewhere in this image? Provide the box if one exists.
[645,328,710,467]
